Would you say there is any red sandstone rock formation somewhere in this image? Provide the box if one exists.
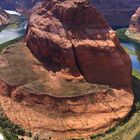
[0,8,10,27]
[0,43,134,140]
[0,0,134,139]
[126,7,140,40]
[25,0,132,86]
[128,7,140,33]
[92,0,140,27]
[0,0,41,15]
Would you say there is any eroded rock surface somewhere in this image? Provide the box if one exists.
[0,0,134,139]
[0,0,41,15]
[128,7,140,33]
[0,8,10,28]
[126,7,140,40]
[92,0,140,27]
[0,42,134,140]
[25,0,132,86]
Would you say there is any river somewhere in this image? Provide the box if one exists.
[0,10,27,45]
[1,12,140,74]
[121,41,140,73]
[0,11,140,140]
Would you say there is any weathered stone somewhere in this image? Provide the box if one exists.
[25,0,132,86]
[0,8,9,28]
[0,0,134,139]
[126,7,140,41]
[92,0,140,27]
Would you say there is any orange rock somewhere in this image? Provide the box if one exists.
[0,0,134,139]
[128,7,140,33]
[0,8,10,27]
[25,0,132,86]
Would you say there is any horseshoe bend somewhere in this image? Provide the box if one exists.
[0,0,134,139]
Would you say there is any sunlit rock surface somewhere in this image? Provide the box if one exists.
[0,8,10,28]
[0,0,134,139]
[126,7,140,41]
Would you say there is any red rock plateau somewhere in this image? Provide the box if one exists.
[0,0,134,139]
[0,8,10,28]
[126,7,140,40]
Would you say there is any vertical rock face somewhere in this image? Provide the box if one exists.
[25,0,132,86]
[0,0,41,13]
[0,0,134,139]
[128,7,140,33]
[126,7,140,41]
[0,8,10,28]
[92,0,140,27]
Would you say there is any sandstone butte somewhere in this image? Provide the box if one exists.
[0,8,10,28]
[0,0,134,139]
[126,7,140,41]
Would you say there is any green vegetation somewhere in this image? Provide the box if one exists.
[88,76,140,140]
[133,69,140,79]
[70,29,140,140]
[0,108,25,140]
[0,14,27,33]
[0,27,139,139]
[0,37,23,52]
[124,47,136,56]
[116,28,129,41]
[0,23,18,33]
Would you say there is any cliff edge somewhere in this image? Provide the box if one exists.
[0,0,134,139]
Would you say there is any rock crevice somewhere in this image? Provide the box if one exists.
[0,0,134,139]
[25,0,132,86]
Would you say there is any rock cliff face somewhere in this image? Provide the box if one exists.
[0,0,134,139]
[25,0,132,86]
[1,0,140,27]
[128,7,140,33]
[126,7,140,40]
[0,8,10,28]
[92,0,140,27]
[0,0,41,14]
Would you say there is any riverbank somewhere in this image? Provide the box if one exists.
[116,28,140,73]
[90,28,140,140]
[82,28,140,140]
[88,76,140,140]
[0,36,23,52]
[0,25,139,139]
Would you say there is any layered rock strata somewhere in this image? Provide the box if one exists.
[92,0,140,27]
[0,0,134,139]
[0,8,10,28]
[126,7,140,41]
[0,42,134,140]
[0,0,41,14]
[25,0,132,86]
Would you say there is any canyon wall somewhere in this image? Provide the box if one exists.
[1,0,140,27]
[128,7,140,33]
[0,0,41,14]
[0,8,10,28]
[25,0,132,86]
[92,0,140,27]
[0,0,134,139]
[126,7,140,40]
